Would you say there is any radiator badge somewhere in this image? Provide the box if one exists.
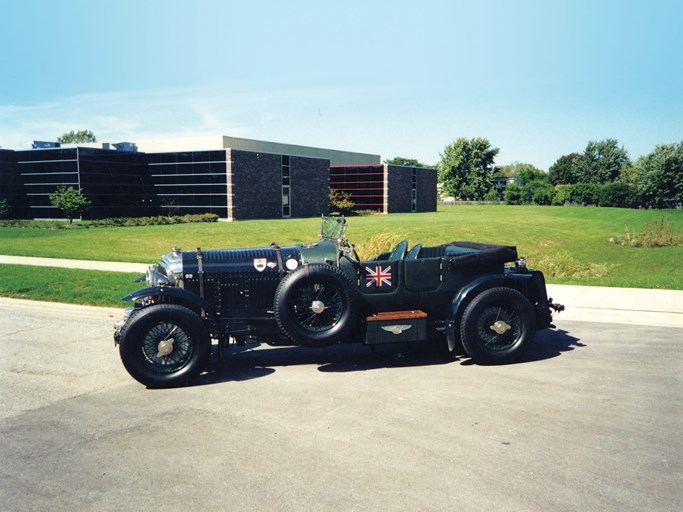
[253,258,267,272]
[381,324,412,335]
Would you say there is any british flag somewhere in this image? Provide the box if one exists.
[365,265,392,287]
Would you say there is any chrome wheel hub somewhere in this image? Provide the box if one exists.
[311,300,326,314]
[490,320,512,335]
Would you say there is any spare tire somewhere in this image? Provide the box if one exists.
[274,264,360,347]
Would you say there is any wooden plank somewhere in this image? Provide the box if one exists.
[366,310,427,322]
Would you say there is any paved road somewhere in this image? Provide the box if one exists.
[1,300,681,511]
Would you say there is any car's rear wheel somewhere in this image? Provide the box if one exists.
[118,304,210,387]
[274,264,360,347]
[460,287,535,364]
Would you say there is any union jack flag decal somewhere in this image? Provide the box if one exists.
[365,265,392,287]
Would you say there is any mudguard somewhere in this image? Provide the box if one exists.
[122,286,216,317]
[445,273,534,351]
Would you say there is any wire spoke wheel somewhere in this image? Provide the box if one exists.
[119,304,210,387]
[140,322,194,373]
[460,287,535,364]
[274,264,360,347]
[474,305,522,352]
[292,282,344,332]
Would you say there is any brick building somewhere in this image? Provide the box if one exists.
[329,164,437,213]
[1,135,437,221]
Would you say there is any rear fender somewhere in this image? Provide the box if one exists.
[445,273,533,351]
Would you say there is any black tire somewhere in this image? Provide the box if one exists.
[460,287,536,364]
[118,304,210,387]
[273,264,360,347]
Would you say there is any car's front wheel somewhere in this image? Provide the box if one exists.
[118,304,210,387]
[460,287,536,364]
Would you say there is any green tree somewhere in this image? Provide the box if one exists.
[574,139,630,184]
[503,182,521,205]
[438,137,499,200]
[49,186,91,224]
[632,142,683,208]
[0,197,9,218]
[329,189,355,214]
[57,129,97,144]
[384,156,429,168]
[495,162,543,179]
[548,153,581,185]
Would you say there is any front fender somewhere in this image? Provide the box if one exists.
[122,286,216,317]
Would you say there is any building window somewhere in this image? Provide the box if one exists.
[282,155,291,218]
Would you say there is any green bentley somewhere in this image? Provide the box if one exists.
[115,217,563,387]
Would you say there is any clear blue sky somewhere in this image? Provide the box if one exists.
[1,0,681,170]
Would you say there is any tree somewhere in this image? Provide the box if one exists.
[383,156,430,168]
[329,189,355,215]
[0,197,8,218]
[632,142,683,208]
[438,137,499,200]
[573,139,630,184]
[49,186,91,224]
[548,153,581,185]
[57,129,97,144]
[495,162,543,179]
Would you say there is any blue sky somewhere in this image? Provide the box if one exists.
[1,0,681,170]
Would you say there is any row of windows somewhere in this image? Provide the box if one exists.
[282,155,291,218]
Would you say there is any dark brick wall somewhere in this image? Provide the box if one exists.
[416,167,437,212]
[386,165,412,213]
[386,165,437,213]
[290,155,330,218]
[230,150,282,220]
[229,150,330,220]
[0,150,28,218]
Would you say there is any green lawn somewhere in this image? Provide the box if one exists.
[1,205,682,307]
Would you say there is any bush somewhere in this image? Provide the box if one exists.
[355,232,408,261]
[598,182,640,208]
[535,251,614,278]
[503,183,521,205]
[610,217,681,247]
[565,183,602,206]
[523,180,556,205]
[1,213,219,229]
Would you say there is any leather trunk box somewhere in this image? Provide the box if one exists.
[365,310,428,345]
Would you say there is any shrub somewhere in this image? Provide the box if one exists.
[523,180,556,205]
[598,182,640,208]
[503,183,521,205]
[535,251,614,278]
[610,217,681,247]
[355,232,408,261]
[1,213,219,229]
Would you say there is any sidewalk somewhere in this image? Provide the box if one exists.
[2,255,683,328]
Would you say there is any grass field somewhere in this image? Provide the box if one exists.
[1,205,682,306]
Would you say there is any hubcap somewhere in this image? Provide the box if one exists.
[311,300,325,314]
[156,338,175,357]
[490,320,511,335]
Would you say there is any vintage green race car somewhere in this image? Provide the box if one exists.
[114,217,563,387]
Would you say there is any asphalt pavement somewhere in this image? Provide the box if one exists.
[0,299,681,511]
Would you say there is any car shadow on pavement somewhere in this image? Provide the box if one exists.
[192,328,584,386]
